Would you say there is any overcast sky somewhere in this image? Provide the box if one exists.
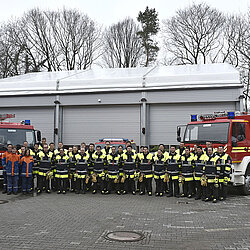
[0,0,249,26]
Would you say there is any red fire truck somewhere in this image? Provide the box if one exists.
[177,111,250,195]
[0,114,41,179]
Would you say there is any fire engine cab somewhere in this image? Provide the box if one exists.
[0,114,41,179]
[177,111,250,195]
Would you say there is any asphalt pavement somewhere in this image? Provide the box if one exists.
[0,188,249,250]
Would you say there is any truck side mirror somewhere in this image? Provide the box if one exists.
[177,127,181,137]
[232,136,237,147]
[177,136,181,142]
[36,130,41,142]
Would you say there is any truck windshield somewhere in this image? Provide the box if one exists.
[0,128,35,149]
[184,122,229,143]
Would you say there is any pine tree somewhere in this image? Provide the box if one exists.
[137,6,160,66]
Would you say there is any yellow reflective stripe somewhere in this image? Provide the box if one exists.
[184,177,194,181]
[145,174,153,178]
[232,120,248,122]
[38,172,47,176]
[172,176,179,180]
[232,150,246,153]
[55,174,68,178]
[126,175,135,178]
[97,173,105,177]
[77,175,86,179]
[108,175,119,179]
[207,179,215,183]
[232,160,241,163]
[194,177,201,181]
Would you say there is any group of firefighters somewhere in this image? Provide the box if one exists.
[2,138,232,203]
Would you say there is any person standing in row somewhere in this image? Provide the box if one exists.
[20,149,33,194]
[167,145,181,198]
[106,146,121,195]
[55,148,69,194]
[153,149,166,197]
[2,144,13,194]
[6,147,20,195]
[75,147,89,194]
[138,146,154,196]
[121,145,137,195]
[92,146,106,194]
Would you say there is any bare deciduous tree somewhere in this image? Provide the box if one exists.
[162,3,225,65]
[102,18,143,68]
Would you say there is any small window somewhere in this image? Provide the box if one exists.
[232,123,246,142]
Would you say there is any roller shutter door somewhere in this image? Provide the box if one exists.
[63,105,140,145]
[149,102,236,145]
[0,107,54,142]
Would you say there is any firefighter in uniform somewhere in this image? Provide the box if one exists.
[37,144,54,194]
[153,149,166,196]
[117,145,124,193]
[48,142,57,191]
[31,143,40,191]
[176,142,186,156]
[75,147,89,194]
[203,147,220,203]
[138,146,154,196]
[155,144,169,194]
[217,145,232,201]
[92,146,106,194]
[55,148,69,194]
[68,146,79,192]
[86,143,95,191]
[193,146,206,200]
[2,144,13,194]
[101,141,112,155]
[106,146,121,194]
[120,145,137,195]
[181,147,195,198]
[166,145,181,197]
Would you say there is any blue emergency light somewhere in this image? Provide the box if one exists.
[227,112,235,119]
[191,115,197,122]
[25,120,31,125]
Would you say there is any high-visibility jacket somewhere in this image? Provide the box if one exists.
[86,150,95,172]
[203,154,220,183]
[181,154,195,181]
[38,151,54,176]
[121,152,137,178]
[137,153,154,178]
[216,153,232,182]
[54,148,68,155]
[101,147,112,155]
[166,152,181,180]
[20,156,34,177]
[153,154,166,179]
[123,148,137,154]
[193,153,206,180]
[154,151,169,161]
[75,153,89,178]
[55,154,69,178]
[2,151,12,171]
[92,151,106,176]
[68,151,79,171]
[6,153,20,176]
[176,147,185,156]
[106,153,120,178]
[30,149,40,174]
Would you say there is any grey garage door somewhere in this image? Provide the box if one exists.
[149,102,236,145]
[0,107,54,143]
[63,105,140,145]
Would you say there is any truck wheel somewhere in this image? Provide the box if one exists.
[241,175,250,195]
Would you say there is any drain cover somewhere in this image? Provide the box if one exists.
[105,231,144,242]
[0,200,8,204]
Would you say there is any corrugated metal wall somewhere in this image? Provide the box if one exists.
[148,102,236,145]
[62,105,140,144]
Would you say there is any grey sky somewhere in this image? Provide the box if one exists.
[0,0,249,26]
